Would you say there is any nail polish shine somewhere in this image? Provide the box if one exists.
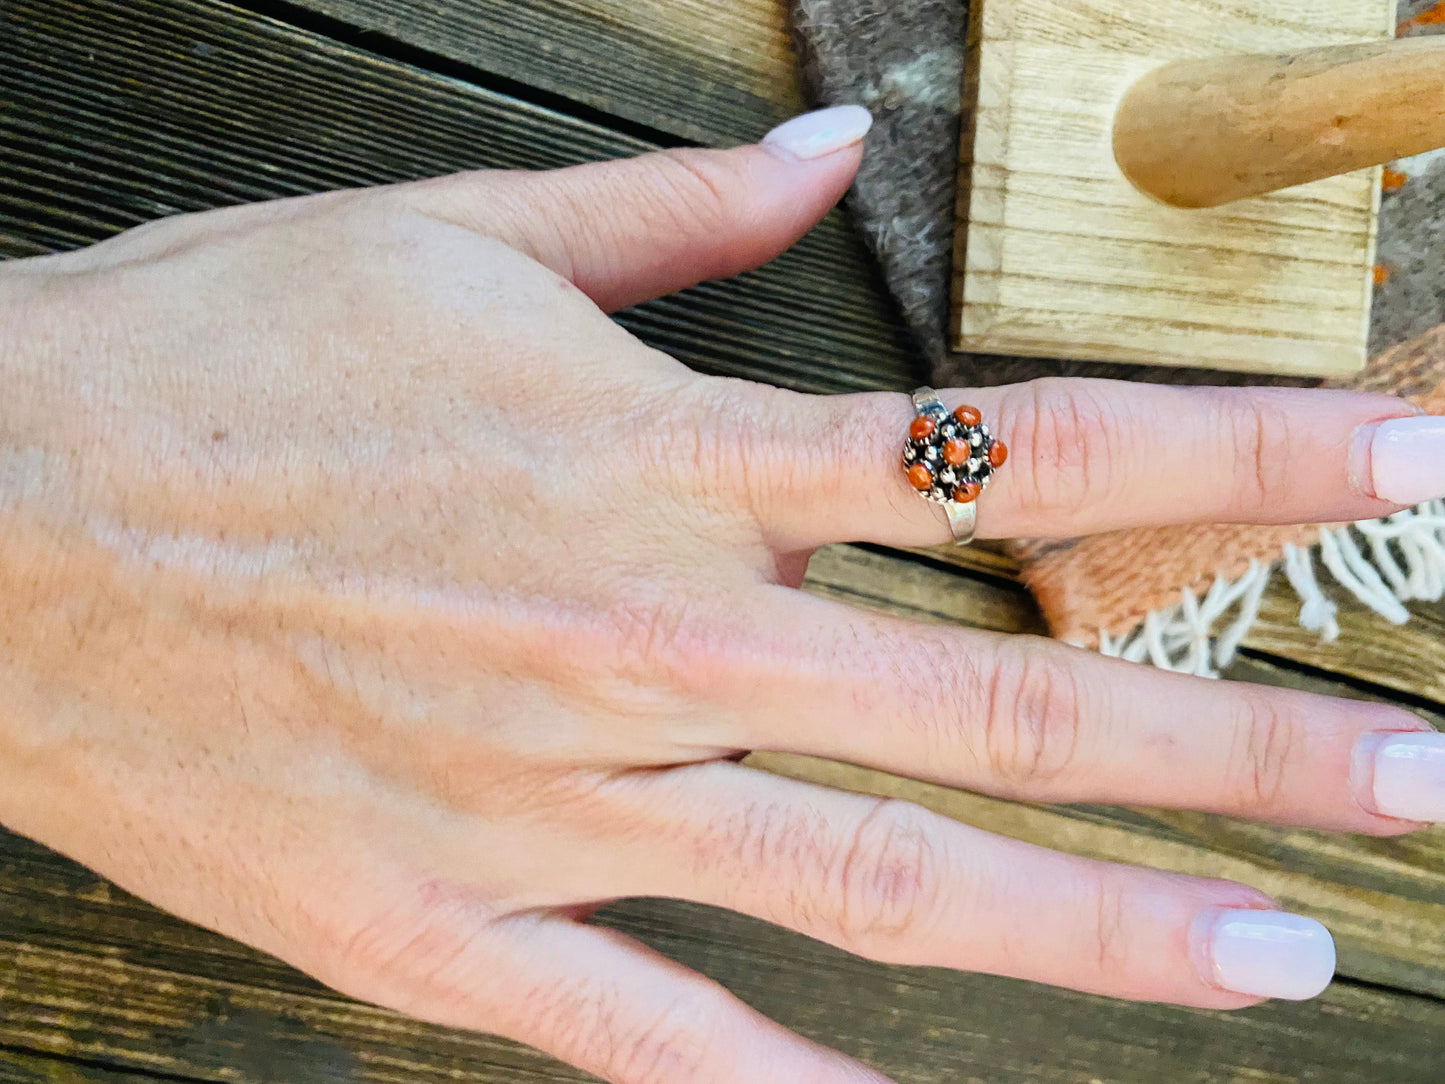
[1368,731,1445,822]
[1199,909,1336,1001]
[762,105,874,161]
[1367,415,1445,505]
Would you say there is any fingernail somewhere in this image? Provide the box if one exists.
[762,105,874,161]
[1356,415,1445,505]
[1355,730,1445,822]
[1195,909,1336,1001]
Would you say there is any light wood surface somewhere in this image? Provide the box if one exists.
[1116,37,1445,208]
[954,0,1399,377]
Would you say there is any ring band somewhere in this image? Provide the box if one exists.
[902,386,1007,547]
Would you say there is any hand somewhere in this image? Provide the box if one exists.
[1,106,1440,1084]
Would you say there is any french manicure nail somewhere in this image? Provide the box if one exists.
[1359,731,1445,822]
[1359,415,1445,505]
[1196,909,1336,1001]
[762,105,874,161]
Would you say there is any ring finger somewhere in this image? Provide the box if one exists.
[725,378,1439,550]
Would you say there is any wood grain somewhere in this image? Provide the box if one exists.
[954,0,1396,377]
[0,1049,161,1084]
[1115,37,1445,208]
[289,0,805,145]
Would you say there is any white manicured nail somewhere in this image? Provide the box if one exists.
[1362,415,1445,505]
[1361,731,1445,822]
[762,105,874,160]
[1197,909,1336,1001]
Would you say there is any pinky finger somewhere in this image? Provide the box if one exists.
[341,900,894,1084]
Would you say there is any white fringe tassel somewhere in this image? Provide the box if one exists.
[1095,500,1445,677]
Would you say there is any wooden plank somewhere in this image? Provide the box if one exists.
[806,544,1046,634]
[953,0,1395,376]
[3,888,1445,1084]
[1247,588,1445,703]
[0,1049,167,1084]
[3,0,1442,1048]
[0,0,918,396]
[288,0,806,145]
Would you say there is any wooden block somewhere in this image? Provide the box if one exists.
[953,0,1399,377]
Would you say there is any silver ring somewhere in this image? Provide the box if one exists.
[902,386,1007,547]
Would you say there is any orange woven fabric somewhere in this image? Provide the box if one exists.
[1009,325,1445,646]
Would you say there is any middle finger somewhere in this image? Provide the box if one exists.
[709,586,1438,834]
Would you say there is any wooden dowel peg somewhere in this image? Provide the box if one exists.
[1113,37,1445,209]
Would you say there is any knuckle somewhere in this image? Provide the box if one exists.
[544,578,774,728]
[607,593,698,677]
[1004,379,1129,518]
[517,972,629,1075]
[635,376,830,533]
[1230,692,1299,808]
[1217,393,1293,512]
[642,149,746,240]
[624,377,770,507]
[686,377,799,512]
[835,799,945,951]
[691,797,834,902]
[598,591,746,710]
[978,643,1086,787]
[1088,874,1131,980]
[610,995,718,1084]
[520,973,717,1084]
[316,883,497,1013]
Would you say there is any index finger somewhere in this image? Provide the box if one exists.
[724,378,1438,551]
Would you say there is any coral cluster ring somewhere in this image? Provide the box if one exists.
[903,386,1007,547]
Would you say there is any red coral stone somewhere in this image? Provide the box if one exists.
[942,438,969,466]
[954,404,982,427]
[907,463,934,491]
[988,440,1009,468]
[909,415,937,441]
[953,480,982,504]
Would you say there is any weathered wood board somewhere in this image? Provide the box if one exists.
[954,0,1399,376]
